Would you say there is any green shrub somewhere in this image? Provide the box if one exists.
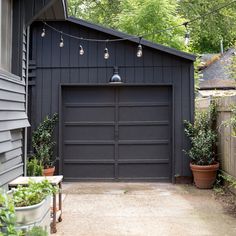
[32,114,58,168]
[184,101,218,165]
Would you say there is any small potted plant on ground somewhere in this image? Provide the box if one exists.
[184,101,219,189]
[32,114,58,176]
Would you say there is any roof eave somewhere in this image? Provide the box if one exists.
[68,16,196,62]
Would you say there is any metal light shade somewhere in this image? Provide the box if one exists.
[109,67,122,83]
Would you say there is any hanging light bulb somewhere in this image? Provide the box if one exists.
[104,40,109,59]
[183,22,190,46]
[184,32,190,46]
[137,37,143,57]
[59,33,64,48]
[104,48,109,59]
[41,27,46,38]
[79,45,84,55]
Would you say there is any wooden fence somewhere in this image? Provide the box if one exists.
[196,96,236,179]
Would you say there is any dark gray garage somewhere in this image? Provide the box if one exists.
[29,17,195,182]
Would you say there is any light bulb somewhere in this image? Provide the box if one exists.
[137,44,143,57]
[185,32,190,46]
[79,45,84,55]
[104,48,109,59]
[59,35,64,48]
[41,28,46,38]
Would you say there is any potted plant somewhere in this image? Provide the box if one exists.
[10,180,57,234]
[32,114,58,176]
[184,102,219,189]
[0,180,54,236]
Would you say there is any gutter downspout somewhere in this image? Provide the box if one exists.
[24,25,30,176]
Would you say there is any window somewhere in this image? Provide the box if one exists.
[0,0,12,72]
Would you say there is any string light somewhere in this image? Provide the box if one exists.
[104,40,109,59]
[104,48,109,59]
[41,27,46,38]
[59,33,64,48]
[40,0,236,57]
[79,45,84,55]
[137,37,143,57]
[184,22,190,46]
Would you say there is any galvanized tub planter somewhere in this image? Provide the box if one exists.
[14,196,51,234]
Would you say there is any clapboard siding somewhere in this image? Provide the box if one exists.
[0,70,29,188]
[29,20,194,178]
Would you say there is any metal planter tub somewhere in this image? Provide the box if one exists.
[15,196,51,233]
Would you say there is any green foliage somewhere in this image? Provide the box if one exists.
[0,191,19,236]
[25,226,48,236]
[114,0,186,50]
[32,114,58,168]
[12,180,57,207]
[27,157,43,176]
[68,0,186,50]
[68,0,122,28]
[68,0,236,53]
[184,101,218,165]
[178,0,236,53]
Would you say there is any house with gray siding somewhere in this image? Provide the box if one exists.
[0,0,67,189]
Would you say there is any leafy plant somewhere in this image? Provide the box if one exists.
[25,226,48,236]
[0,191,20,236]
[0,191,48,236]
[184,101,218,165]
[12,180,57,207]
[27,157,43,176]
[32,114,58,168]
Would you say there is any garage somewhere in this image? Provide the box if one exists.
[29,18,195,182]
[61,86,172,181]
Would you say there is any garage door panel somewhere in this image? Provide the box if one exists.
[64,107,115,122]
[119,125,169,140]
[64,144,115,160]
[62,86,172,181]
[63,87,115,103]
[119,87,170,103]
[118,163,170,179]
[119,106,169,122]
[118,144,170,160]
[64,126,114,140]
[63,164,114,179]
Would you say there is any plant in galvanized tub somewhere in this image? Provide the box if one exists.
[10,180,57,234]
[32,114,58,176]
[1,189,50,235]
[184,101,219,189]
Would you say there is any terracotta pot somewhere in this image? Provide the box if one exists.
[43,166,55,176]
[190,162,219,189]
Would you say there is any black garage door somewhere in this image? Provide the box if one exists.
[61,86,172,181]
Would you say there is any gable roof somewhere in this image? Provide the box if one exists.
[68,17,196,61]
[199,48,236,89]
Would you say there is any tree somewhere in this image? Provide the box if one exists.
[68,0,122,28]
[68,0,187,50]
[178,0,236,53]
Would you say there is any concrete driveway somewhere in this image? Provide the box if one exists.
[55,183,236,236]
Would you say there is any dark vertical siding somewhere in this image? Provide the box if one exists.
[29,21,194,178]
